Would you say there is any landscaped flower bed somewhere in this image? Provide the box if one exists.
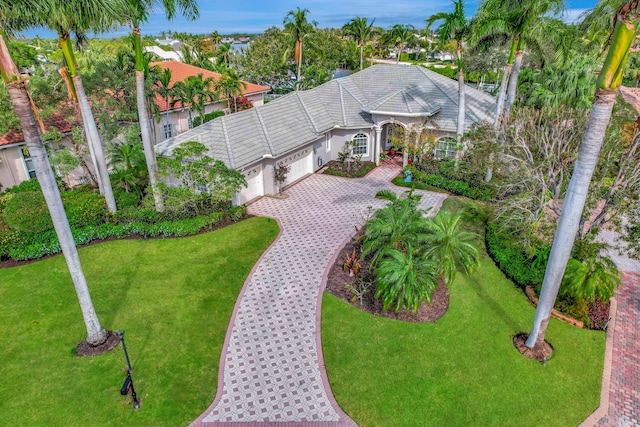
[322,160,376,178]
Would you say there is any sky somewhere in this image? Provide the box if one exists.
[22,0,599,39]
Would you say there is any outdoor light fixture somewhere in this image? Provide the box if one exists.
[116,330,140,410]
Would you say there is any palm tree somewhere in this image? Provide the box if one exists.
[215,42,231,68]
[123,0,199,213]
[561,254,619,302]
[375,244,439,313]
[424,210,480,285]
[525,1,638,352]
[427,0,470,138]
[283,7,317,90]
[36,0,120,213]
[172,73,218,124]
[342,17,377,71]
[382,23,416,65]
[361,189,430,268]
[214,68,247,113]
[474,0,565,121]
[0,0,108,347]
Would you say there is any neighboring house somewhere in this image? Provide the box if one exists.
[150,61,271,143]
[144,45,183,62]
[156,64,497,204]
[0,114,90,191]
[427,51,455,62]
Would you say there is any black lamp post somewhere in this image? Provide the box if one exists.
[116,330,140,410]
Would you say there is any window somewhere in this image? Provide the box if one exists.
[21,146,36,179]
[187,115,193,129]
[352,133,368,155]
[163,123,174,140]
[435,138,457,159]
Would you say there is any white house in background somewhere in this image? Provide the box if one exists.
[144,45,183,62]
[149,61,271,143]
[156,64,497,205]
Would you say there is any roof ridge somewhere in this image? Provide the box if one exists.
[296,91,320,133]
[416,66,460,109]
[254,106,276,156]
[338,81,347,126]
[339,83,365,108]
[402,91,413,113]
[220,117,236,168]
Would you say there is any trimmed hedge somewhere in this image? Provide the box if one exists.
[3,190,107,233]
[408,166,492,201]
[1,206,246,261]
[485,222,548,290]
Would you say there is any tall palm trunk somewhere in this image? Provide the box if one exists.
[457,71,466,137]
[59,66,100,190]
[456,43,465,138]
[494,39,517,126]
[73,74,116,212]
[133,26,164,212]
[359,44,364,71]
[60,36,116,212]
[525,14,637,351]
[503,38,525,119]
[0,33,107,346]
[295,39,302,90]
[396,43,403,65]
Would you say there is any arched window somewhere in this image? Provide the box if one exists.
[435,137,457,159]
[352,133,368,155]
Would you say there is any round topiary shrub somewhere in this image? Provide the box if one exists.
[3,191,52,233]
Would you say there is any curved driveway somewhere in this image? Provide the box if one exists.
[191,164,447,425]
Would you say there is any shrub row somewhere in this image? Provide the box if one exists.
[485,222,548,289]
[1,206,246,261]
[408,166,492,201]
[4,190,107,233]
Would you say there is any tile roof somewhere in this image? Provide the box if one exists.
[150,61,271,112]
[0,113,80,147]
[156,64,497,169]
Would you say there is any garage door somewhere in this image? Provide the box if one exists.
[238,165,263,204]
[284,148,313,185]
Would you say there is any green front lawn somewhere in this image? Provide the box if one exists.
[0,217,278,426]
[322,255,605,426]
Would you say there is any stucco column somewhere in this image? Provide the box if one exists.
[374,125,382,166]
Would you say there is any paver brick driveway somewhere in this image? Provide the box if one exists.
[192,164,447,425]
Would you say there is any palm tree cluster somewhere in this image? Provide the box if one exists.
[0,0,199,349]
[360,190,480,313]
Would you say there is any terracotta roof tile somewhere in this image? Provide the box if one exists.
[150,61,271,112]
[0,113,80,147]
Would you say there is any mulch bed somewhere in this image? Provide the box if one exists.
[325,237,449,323]
[0,215,252,269]
[512,332,554,362]
[76,330,120,357]
[322,160,376,178]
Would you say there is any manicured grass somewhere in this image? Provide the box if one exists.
[322,196,605,426]
[0,217,278,426]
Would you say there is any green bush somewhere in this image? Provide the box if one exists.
[485,222,548,289]
[408,166,492,201]
[61,191,107,229]
[3,191,52,233]
[192,110,225,127]
[114,190,140,209]
[3,205,248,261]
